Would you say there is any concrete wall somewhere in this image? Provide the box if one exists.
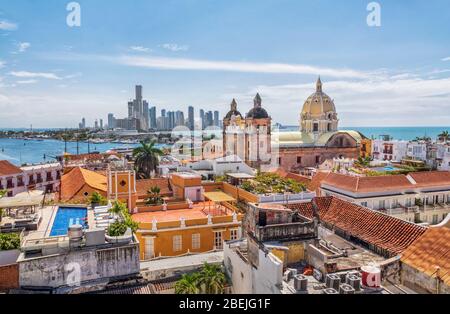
[401,263,450,294]
[223,243,253,294]
[252,249,283,294]
[18,243,140,291]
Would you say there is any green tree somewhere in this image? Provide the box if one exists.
[146,186,164,205]
[438,130,449,142]
[89,192,107,206]
[0,190,6,223]
[133,140,164,179]
[197,263,226,294]
[175,273,201,294]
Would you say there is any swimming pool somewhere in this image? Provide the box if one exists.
[371,166,402,172]
[50,207,88,237]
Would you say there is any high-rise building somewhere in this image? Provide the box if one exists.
[108,113,116,129]
[175,110,185,127]
[200,109,205,130]
[149,106,157,129]
[100,119,103,129]
[143,100,149,130]
[214,111,219,127]
[188,106,194,130]
[94,119,99,129]
[128,101,134,118]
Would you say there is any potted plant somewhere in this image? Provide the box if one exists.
[105,201,138,244]
[145,186,164,206]
[89,192,106,209]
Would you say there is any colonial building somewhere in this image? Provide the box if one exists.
[274,78,365,171]
[223,78,366,172]
[222,95,272,169]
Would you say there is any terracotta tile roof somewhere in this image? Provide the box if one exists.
[287,196,427,257]
[272,168,312,186]
[308,171,331,194]
[408,171,450,188]
[0,160,22,176]
[321,173,413,193]
[401,226,450,286]
[60,167,107,200]
[136,178,172,199]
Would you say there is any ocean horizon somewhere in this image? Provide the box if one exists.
[1,126,449,165]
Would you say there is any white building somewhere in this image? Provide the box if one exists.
[179,155,256,179]
[436,142,450,171]
[0,160,61,197]
[319,171,450,225]
[372,139,408,162]
[406,141,428,161]
[224,239,284,294]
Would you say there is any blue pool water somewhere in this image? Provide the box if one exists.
[372,166,402,172]
[50,207,88,237]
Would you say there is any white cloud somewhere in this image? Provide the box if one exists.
[0,20,17,31]
[18,42,31,52]
[130,46,151,53]
[160,43,189,52]
[16,79,38,84]
[118,55,368,79]
[0,60,4,68]
[442,57,450,62]
[227,77,450,126]
[9,71,62,80]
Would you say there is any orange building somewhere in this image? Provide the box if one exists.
[107,168,138,211]
[133,200,243,260]
[60,167,107,203]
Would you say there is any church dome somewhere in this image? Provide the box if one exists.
[246,93,269,119]
[224,99,243,120]
[301,77,336,117]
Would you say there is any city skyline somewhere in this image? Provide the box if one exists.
[0,0,450,128]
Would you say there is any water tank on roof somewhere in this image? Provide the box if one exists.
[294,274,308,291]
[361,266,381,288]
[339,283,355,294]
[323,288,338,294]
[325,274,341,290]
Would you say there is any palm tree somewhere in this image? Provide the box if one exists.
[438,130,449,142]
[133,140,164,179]
[0,190,6,223]
[198,263,226,294]
[175,273,201,294]
[146,186,164,205]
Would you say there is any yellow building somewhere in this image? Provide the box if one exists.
[133,201,243,260]
[360,138,372,158]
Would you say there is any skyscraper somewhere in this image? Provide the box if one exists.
[175,110,185,127]
[149,106,157,129]
[205,111,213,128]
[100,119,103,129]
[188,106,194,130]
[143,100,149,130]
[214,111,219,127]
[108,113,116,129]
[200,109,205,130]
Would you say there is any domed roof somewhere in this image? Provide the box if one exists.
[246,93,269,119]
[301,77,336,116]
[224,99,243,120]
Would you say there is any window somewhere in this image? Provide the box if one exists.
[192,234,200,250]
[379,200,386,209]
[83,191,89,197]
[297,156,302,164]
[214,231,223,250]
[230,229,239,241]
[313,123,319,132]
[361,202,368,208]
[144,237,155,259]
[278,157,282,165]
[432,215,439,224]
[315,156,320,164]
[173,235,182,252]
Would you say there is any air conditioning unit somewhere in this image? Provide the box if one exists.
[339,283,355,294]
[346,274,361,291]
[323,288,338,294]
[294,274,308,291]
[326,274,341,290]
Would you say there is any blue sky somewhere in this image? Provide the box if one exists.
[0,0,450,128]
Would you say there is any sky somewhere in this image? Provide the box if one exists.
[0,0,450,128]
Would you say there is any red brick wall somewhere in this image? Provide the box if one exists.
[0,263,19,292]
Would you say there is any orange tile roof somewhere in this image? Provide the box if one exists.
[136,178,172,198]
[308,171,331,194]
[0,160,22,176]
[401,226,450,286]
[60,167,107,200]
[408,171,450,188]
[321,173,413,193]
[287,196,427,257]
